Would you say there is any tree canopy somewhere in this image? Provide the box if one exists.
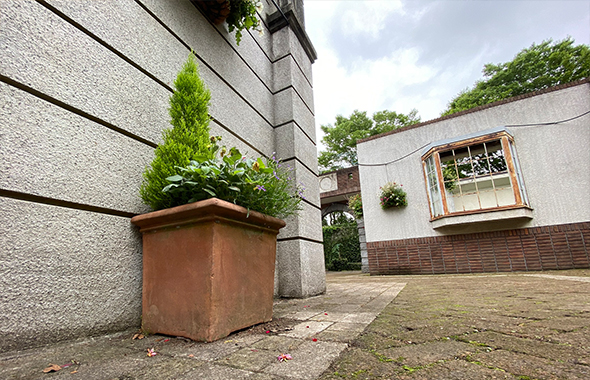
[442,38,590,116]
[318,109,420,172]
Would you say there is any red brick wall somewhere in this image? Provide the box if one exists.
[367,221,590,275]
[320,166,360,199]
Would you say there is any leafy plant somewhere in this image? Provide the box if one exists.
[322,217,361,271]
[347,194,363,219]
[140,54,211,211]
[379,182,408,209]
[318,109,420,172]
[442,165,458,191]
[442,38,590,116]
[162,138,303,219]
[226,0,264,45]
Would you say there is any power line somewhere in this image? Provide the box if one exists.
[357,109,590,168]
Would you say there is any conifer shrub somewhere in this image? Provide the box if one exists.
[140,54,212,210]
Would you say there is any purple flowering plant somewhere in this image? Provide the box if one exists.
[379,181,408,209]
[163,137,303,219]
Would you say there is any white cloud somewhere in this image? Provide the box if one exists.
[304,0,590,153]
[312,46,438,149]
[338,0,404,39]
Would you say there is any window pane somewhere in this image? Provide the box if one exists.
[425,156,443,217]
[485,141,507,173]
[453,147,473,178]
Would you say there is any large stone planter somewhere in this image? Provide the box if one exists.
[131,198,286,342]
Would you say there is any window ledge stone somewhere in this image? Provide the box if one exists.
[431,207,533,230]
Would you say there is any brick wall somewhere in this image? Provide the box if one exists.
[367,221,590,275]
[320,166,360,199]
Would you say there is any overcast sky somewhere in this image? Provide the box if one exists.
[303,0,590,149]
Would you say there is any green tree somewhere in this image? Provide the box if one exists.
[443,38,590,116]
[318,109,420,172]
[322,215,361,271]
[140,54,212,210]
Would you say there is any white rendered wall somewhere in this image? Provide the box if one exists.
[357,83,590,244]
[0,0,323,351]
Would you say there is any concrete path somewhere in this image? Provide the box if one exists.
[0,272,406,380]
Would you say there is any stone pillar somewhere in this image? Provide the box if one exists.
[357,218,369,273]
[269,1,325,297]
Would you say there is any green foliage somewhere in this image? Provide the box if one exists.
[318,109,420,172]
[226,0,263,45]
[323,216,361,271]
[140,54,211,210]
[379,182,407,209]
[163,138,303,219]
[347,194,363,219]
[443,38,590,116]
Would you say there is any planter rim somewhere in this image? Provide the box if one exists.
[131,198,286,232]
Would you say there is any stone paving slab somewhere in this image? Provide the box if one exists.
[4,271,587,379]
[263,341,348,380]
[0,272,405,380]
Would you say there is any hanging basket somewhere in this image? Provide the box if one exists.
[194,0,231,25]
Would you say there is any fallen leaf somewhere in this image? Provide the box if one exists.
[132,333,145,340]
[43,364,62,373]
[188,354,194,358]
[70,370,78,374]
[163,339,170,342]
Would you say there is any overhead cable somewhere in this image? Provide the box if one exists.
[357,109,590,167]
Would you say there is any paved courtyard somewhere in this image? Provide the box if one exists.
[0,270,588,379]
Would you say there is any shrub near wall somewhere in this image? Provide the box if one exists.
[323,219,361,271]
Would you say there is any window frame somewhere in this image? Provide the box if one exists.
[421,128,530,221]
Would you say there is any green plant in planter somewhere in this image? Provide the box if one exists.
[226,0,264,45]
[347,194,363,219]
[379,182,407,209]
[163,138,303,219]
[140,54,211,211]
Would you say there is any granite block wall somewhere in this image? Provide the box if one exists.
[0,0,323,351]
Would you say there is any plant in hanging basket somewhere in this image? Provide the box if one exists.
[379,182,407,209]
[195,0,263,45]
[194,0,232,25]
[226,0,264,45]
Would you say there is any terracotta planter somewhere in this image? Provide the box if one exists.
[131,198,286,342]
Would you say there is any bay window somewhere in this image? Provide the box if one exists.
[422,127,529,220]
